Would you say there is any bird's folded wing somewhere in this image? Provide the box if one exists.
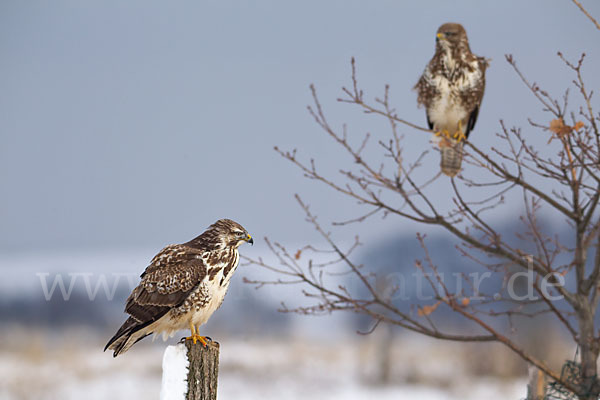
[125,245,208,322]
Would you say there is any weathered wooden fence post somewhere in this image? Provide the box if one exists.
[527,364,547,400]
[160,340,220,400]
[185,340,220,400]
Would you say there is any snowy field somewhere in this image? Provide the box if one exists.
[0,328,526,400]
[0,249,572,400]
[0,250,544,399]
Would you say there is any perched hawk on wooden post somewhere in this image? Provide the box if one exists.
[105,219,253,357]
[414,22,488,177]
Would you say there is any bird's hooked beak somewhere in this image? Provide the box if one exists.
[436,32,444,43]
[246,234,254,246]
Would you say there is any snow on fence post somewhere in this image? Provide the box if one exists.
[185,340,220,400]
[160,340,220,400]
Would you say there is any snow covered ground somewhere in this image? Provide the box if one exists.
[0,249,531,399]
[0,328,526,400]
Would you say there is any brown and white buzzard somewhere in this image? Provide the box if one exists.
[105,219,253,356]
[414,23,488,177]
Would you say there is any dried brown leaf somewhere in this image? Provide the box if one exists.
[549,118,572,136]
[418,301,441,317]
[573,121,585,131]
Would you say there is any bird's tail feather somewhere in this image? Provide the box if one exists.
[440,141,463,177]
[104,317,152,357]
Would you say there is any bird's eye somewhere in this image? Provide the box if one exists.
[235,231,245,237]
[445,31,454,36]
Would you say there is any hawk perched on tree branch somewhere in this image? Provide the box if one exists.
[105,219,253,357]
[414,22,488,177]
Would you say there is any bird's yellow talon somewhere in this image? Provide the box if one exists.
[185,334,208,346]
[184,334,209,347]
[453,131,466,142]
[185,323,209,347]
[185,333,208,347]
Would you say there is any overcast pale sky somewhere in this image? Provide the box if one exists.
[1,0,599,253]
